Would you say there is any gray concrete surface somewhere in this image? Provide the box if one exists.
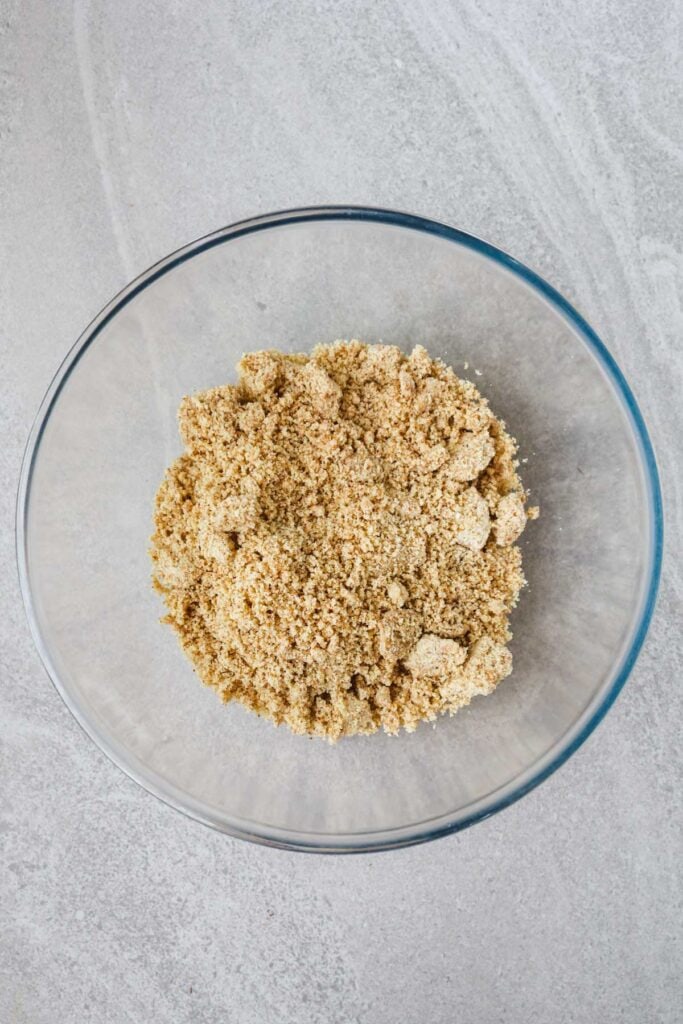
[1,1,681,1022]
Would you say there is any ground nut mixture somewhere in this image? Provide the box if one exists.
[151,341,537,740]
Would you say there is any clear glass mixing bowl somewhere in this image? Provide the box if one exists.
[17,207,662,852]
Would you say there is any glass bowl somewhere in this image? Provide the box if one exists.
[17,207,662,852]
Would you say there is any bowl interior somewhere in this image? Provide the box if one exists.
[21,211,658,849]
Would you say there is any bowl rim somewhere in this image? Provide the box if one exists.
[16,205,664,853]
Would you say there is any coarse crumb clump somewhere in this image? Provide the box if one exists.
[150,341,537,740]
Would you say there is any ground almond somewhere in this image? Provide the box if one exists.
[150,341,536,740]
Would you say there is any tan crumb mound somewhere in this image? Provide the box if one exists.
[150,341,536,741]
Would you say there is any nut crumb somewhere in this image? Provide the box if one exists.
[493,492,527,547]
[387,580,409,607]
[151,341,537,740]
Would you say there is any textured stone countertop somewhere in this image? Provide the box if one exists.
[1,2,681,1022]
